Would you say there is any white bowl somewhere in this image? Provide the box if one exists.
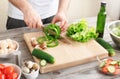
[108,20,120,47]
[3,63,21,79]
[0,40,19,58]
[22,63,40,79]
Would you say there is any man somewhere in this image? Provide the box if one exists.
[7,0,69,30]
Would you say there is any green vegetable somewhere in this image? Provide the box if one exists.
[32,48,55,64]
[44,24,61,39]
[40,59,47,67]
[107,66,115,73]
[66,19,98,42]
[47,39,59,47]
[110,61,118,65]
[96,38,116,56]
[112,26,120,37]
[99,61,106,68]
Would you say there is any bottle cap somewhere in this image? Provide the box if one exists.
[101,1,106,6]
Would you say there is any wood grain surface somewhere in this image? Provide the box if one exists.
[24,31,108,73]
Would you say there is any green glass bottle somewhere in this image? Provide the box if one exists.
[96,2,107,38]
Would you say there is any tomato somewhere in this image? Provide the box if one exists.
[106,59,113,64]
[114,69,120,75]
[0,64,5,71]
[115,64,119,69]
[6,72,18,79]
[0,73,5,79]
[102,66,108,73]
[3,66,14,74]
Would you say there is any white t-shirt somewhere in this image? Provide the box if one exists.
[8,0,59,20]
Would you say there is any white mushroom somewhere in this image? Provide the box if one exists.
[0,40,8,49]
[31,37,38,47]
[6,39,17,50]
[22,66,30,74]
[26,61,34,69]
[8,48,15,53]
[0,49,4,55]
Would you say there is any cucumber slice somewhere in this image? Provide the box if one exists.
[110,61,118,65]
[107,66,115,73]
[100,61,106,68]
[40,59,47,67]
[117,61,120,66]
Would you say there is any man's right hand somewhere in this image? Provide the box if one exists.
[23,9,43,29]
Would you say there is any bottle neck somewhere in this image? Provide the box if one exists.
[100,6,106,12]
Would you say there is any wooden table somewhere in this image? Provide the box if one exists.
[0,17,120,79]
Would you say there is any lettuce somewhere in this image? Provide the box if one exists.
[66,19,98,42]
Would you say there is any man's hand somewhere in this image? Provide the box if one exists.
[52,12,68,31]
[24,9,43,28]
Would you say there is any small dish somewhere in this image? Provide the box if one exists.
[0,39,19,58]
[2,63,21,79]
[22,61,40,79]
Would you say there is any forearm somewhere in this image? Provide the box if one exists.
[8,0,34,14]
[58,0,69,13]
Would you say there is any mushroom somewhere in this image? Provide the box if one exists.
[31,37,38,47]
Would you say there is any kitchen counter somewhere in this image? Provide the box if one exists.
[0,17,120,79]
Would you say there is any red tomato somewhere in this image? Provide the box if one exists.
[115,64,119,69]
[114,69,120,75]
[0,73,5,79]
[0,64,5,71]
[102,66,108,73]
[6,72,18,79]
[3,66,14,74]
[106,59,113,64]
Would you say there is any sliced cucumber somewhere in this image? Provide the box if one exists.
[40,59,47,67]
[110,61,118,65]
[107,66,115,73]
[117,61,120,66]
[100,61,106,68]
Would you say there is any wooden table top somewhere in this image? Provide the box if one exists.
[0,17,120,79]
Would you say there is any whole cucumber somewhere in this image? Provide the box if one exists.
[96,38,116,56]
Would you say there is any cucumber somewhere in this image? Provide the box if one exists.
[110,60,118,65]
[107,66,115,73]
[40,59,47,67]
[96,38,116,56]
[32,48,55,64]
[99,61,106,68]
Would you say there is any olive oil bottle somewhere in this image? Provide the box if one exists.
[96,2,107,38]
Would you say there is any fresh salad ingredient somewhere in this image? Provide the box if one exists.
[44,24,61,39]
[40,59,47,67]
[66,19,98,42]
[111,26,120,37]
[99,59,120,75]
[0,64,18,79]
[31,24,61,49]
[32,48,55,64]
[96,38,116,56]
[22,61,39,74]
[0,39,17,55]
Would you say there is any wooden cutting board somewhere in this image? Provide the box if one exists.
[23,32,108,73]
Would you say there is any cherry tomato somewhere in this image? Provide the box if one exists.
[114,69,120,75]
[0,64,5,71]
[102,66,108,73]
[0,73,5,79]
[115,64,119,69]
[106,59,113,65]
[3,66,14,74]
[6,72,18,79]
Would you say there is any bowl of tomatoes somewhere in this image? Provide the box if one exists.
[99,58,120,75]
[0,63,21,79]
